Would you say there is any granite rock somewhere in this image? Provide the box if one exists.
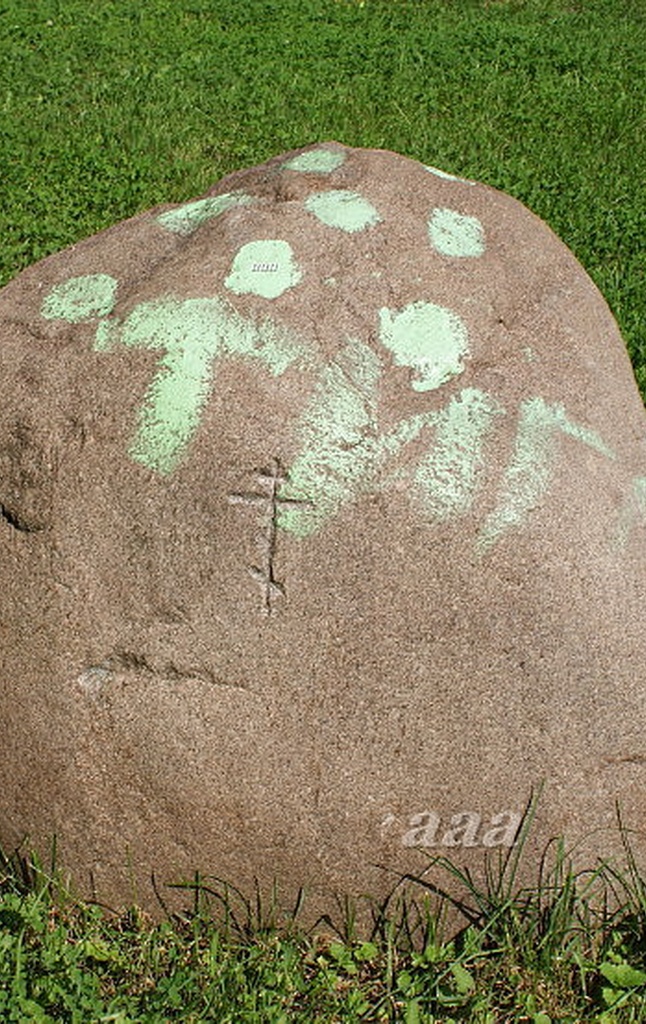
[1,142,646,919]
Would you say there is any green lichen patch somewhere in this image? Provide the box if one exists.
[428,207,485,258]
[305,190,381,233]
[282,148,346,173]
[225,239,303,299]
[156,192,256,235]
[41,273,118,323]
[379,300,469,392]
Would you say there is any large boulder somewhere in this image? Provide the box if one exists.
[1,141,646,919]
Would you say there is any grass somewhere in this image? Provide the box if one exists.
[0,0,645,389]
[4,824,646,1022]
[1,0,646,1018]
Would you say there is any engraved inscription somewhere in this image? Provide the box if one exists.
[229,459,311,615]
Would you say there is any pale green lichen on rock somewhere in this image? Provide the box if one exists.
[282,148,346,173]
[93,295,308,475]
[429,207,485,258]
[278,337,383,537]
[41,273,118,323]
[631,476,646,515]
[412,388,503,519]
[478,397,616,552]
[156,192,255,235]
[225,239,303,299]
[278,339,495,539]
[615,476,646,549]
[305,189,381,233]
[35,150,627,561]
[424,165,474,186]
[379,300,469,391]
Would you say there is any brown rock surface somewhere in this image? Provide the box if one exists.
[1,141,646,920]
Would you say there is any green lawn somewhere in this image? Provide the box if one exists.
[4,832,646,1021]
[1,0,646,1019]
[1,0,644,389]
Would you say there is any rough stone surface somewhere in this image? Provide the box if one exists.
[2,141,646,920]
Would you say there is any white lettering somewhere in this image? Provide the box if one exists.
[481,811,522,847]
[399,809,522,848]
[402,811,440,847]
[441,811,481,847]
